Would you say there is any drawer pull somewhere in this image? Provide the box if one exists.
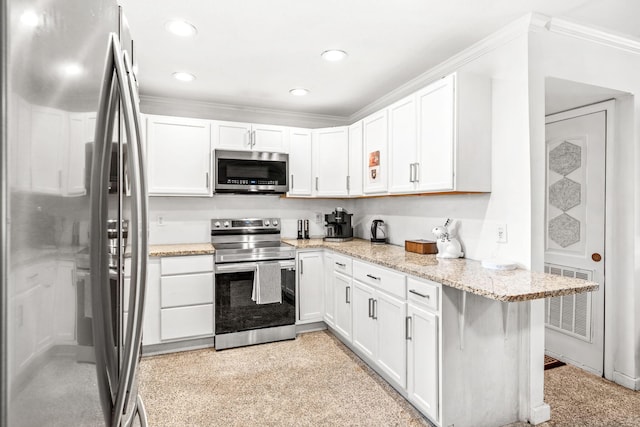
[406,316,412,340]
[368,298,373,318]
[366,274,381,281]
[409,289,430,299]
[345,286,350,304]
[372,299,378,319]
[335,262,346,267]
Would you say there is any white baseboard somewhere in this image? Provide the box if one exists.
[612,371,640,390]
[529,403,551,425]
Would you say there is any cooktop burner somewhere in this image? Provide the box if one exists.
[211,218,294,263]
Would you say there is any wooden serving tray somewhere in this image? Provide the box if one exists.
[405,239,438,254]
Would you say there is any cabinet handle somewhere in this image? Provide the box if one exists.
[247,130,252,147]
[346,286,350,304]
[299,259,304,275]
[372,299,378,320]
[335,262,346,267]
[315,177,319,191]
[346,176,350,191]
[368,298,373,318]
[409,289,430,299]
[414,162,420,183]
[205,172,209,188]
[366,274,381,281]
[409,164,414,183]
[406,316,412,340]
[291,174,294,189]
[252,130,256,147]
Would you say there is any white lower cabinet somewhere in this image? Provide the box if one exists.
[352,281,377,359]
[333,271,352,341]
[297,251,324,323]
[160,305,214,341]
[323,252,335,327]
[406,277,440,423]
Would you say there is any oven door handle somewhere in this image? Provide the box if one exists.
[215,260,296,274]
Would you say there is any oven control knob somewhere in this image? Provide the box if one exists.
[223,221,230,228]
[264,220,270,226]
[214,221,221,228]
[273,220,278,226]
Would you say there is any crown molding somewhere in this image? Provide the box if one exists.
[349,13,542,123]
[139,95,349,128]
[545,17,640,55]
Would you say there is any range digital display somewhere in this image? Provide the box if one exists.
[231,219,263,228]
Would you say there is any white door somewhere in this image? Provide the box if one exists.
[362,110,388,194]
[375,291,407,388]
[544,102,608,376]
[313,127,349,197]
[297,252,324,323]
[252,124,288,152]
[333,271,352,341]
[212,120,252,151]
[352,281,376,359]
[288,128,312,196]
[388,94,417,194]
[348,121,364,196]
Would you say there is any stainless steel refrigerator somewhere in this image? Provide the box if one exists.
[1,0,149,425]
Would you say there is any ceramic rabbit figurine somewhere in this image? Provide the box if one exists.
[431,219,464,259]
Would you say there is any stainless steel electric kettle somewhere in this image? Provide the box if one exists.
[370,219,387,244]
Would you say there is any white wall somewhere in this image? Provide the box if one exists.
[528,22,640,387]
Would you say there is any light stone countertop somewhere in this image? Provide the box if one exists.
[148,243,214,257]
[282,238,598,302]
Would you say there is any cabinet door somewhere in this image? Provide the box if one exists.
[388,95,417,194]
[348,121,363,196]
[416,75,455,191]
[212,120,252,151]
[363,110,388,194]
[147,115,212,196]
[375,291,407,388]
[54,262,76,343]
[333,271,353,342]
[288,128,312,196]
[12,288,38,372]
[352,281,376,359]
[31,106,65,194]
[313,127,349,197]
[65,114,88,196]
[297,252,324,323]
[252,124,289,152]
[407,303,439,422]
[323,252,335,326]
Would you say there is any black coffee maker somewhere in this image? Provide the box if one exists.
[324,207,354,242]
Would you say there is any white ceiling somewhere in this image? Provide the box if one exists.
[119,0,640,119]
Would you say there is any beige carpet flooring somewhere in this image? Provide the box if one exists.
[139,330,430,426]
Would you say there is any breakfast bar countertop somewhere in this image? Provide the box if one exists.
[282,238,598,303]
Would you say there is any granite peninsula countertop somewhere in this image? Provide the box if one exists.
[282,238,598,303]
[148,243,214,257]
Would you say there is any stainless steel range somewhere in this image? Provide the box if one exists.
[212,218,296,350]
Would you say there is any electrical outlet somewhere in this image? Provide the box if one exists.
[496,223,507,243]
[315,212,323,224]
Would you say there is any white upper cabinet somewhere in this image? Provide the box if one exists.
[146,115,212,196]
[348,121,364,197]
[288,128,313,196]
[362,110,388,194]
[312,126,349,197]
[212,120,289,153]
[415,72,491,192]
[388,95,418,193]
[30,106,65,195]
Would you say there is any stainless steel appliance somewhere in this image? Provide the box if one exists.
[1,2,148,425]
[214,149,289,194]
[212,218,296,350]
[324,207,354,242]
[371,219,387,244]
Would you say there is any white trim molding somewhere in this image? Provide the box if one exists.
[612,371,640,391]
[545,18,640,55]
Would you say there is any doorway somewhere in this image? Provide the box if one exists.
[543,101,611,376]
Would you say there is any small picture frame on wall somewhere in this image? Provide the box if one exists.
[369,150,380,183]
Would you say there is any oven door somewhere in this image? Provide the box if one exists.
[215,260,296,335]
[214,149,289,193]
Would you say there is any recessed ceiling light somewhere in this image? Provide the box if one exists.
[321,50,348,62]
[289,88,309,96]
[61,63,83,77]
[173,72,196,82]
[165,20,197,37]
[20,10,40,28]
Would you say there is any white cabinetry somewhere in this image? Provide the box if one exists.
[415,72,491,192]
[288,128,313,196]
[388,95,418,193]
[212,120,289,152]
[312,127,349,197]
[146,115,212,196]
[352,260,407,388]
[54,261,76,343]
[154,255,214,342]
[331,254,353,341]
[348,121,364,196]
[362,110,388,194]
[406,277,440,423]
[30,106,65,194]
[297,251,324,323]
[323,252,335,326]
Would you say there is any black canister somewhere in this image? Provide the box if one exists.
[304,219,310,239]
[297,220,303,239]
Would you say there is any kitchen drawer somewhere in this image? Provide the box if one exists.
[353,260,406,299]
[407,277,439,312]
[332,253,352,275]
[161,273,214,308]
[160,304,213,341]
[160,255,214,276]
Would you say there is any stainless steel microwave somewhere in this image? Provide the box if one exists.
[214,149,289,194]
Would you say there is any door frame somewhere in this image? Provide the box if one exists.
[544,99,615,380]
